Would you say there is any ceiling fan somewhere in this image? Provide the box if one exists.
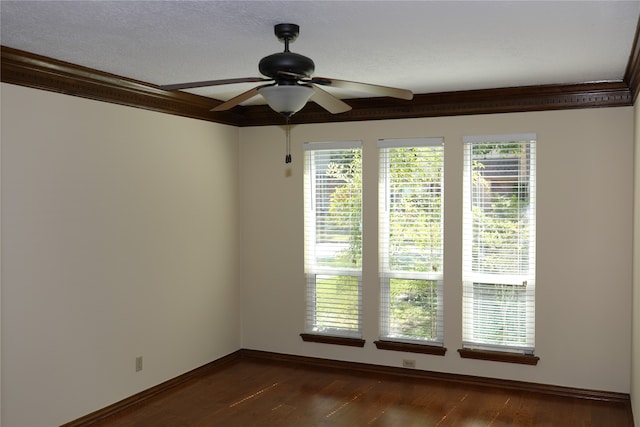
[160,23,414,117]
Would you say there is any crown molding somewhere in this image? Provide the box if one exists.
[624,15,640,103]
[0,46,241,125]
[249,81,631,126]
[1,45,634,127]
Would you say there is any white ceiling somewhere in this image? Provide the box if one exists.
[2,0,640,105]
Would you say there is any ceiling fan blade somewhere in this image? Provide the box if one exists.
[310,77,414,100]
[160,77,272,91]
[211,84,272,111]
[309,85,352,114]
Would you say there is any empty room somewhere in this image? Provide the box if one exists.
[1,1,640,426]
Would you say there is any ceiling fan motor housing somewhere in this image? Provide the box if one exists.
[259,52,315,81]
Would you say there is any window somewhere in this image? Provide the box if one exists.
[378,138,444,347]
[303,141,363,339]
[462,134,536,355]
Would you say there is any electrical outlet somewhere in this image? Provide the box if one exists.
[136,356,143,372]
[402,359,416,368]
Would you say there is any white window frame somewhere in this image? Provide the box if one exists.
[303,141,363,338]
[462,133,536,354]
[378,138,445,346]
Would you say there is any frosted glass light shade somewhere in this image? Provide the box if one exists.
[258,85,314,116]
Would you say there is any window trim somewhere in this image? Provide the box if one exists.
[458,348,539,365]
[461,134,537,357]
[303,141,364,342]
[377,138,445,347]
[300,333,366,347]
[374,340,447,356]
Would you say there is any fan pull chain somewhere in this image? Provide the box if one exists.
[285,117,292,164]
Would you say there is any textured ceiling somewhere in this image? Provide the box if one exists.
[1,1,640,105]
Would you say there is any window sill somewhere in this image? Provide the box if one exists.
[457,348,539,365]
[300,333,365,347]
[374,340,446,356]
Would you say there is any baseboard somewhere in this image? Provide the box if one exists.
[63,348,632,426]
[239,348,632,404]
[60,350,242,427]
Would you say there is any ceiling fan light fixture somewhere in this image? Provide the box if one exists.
[258,85,314,117]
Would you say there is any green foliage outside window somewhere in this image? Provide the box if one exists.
[466,140,534,348]
[325,149,362,268]
[388,278,438,339]
[387,147,443,274]
[471,143,531,275]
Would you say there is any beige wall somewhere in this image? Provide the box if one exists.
[1,83,241,426]
[239,107,634,393]
[1,82,635,425]
[633,102,640,426]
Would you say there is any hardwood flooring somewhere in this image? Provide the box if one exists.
[83,356,633,427]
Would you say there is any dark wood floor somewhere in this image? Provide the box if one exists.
[84,357,633,427]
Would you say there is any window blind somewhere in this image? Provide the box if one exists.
[304,141,363,338]
[462,134,536,353]
[378,138,444,345]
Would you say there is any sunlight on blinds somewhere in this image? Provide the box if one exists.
[304,142,362,337]
[378,138,444,345]
[462,134,536,353]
